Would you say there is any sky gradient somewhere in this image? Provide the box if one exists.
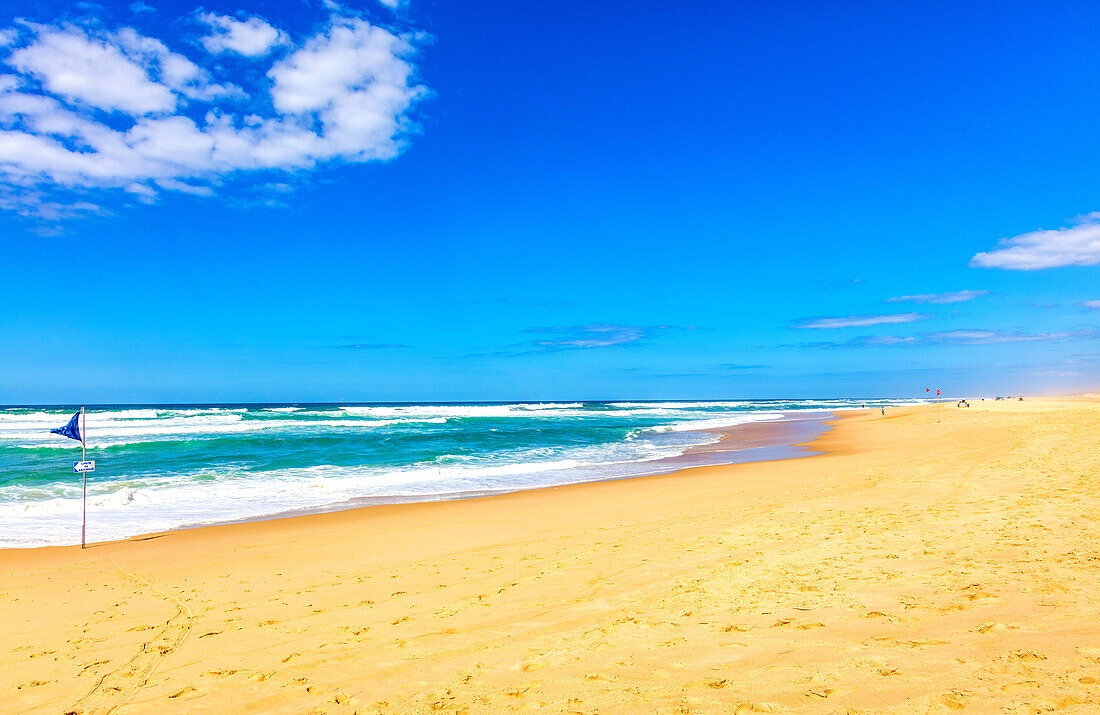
[1,0,1099,403]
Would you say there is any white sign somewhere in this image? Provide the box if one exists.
[74,461,95,473]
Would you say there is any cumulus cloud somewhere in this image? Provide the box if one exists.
[9,25,177,113]
[197,12,287,57]
[887,290,988,304]
[971,214,1100,270]
[792,313,926,329]
[0,8,427,219]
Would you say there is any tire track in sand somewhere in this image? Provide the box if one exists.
[67,560,194,715]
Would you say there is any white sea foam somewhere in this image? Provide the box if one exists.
[608,401,750,409]
[0,410,451,448]
[642,412,784,433]
[337,404,588,419]
[0,428,717,547]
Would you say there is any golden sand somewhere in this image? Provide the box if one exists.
[3,399,1100,713]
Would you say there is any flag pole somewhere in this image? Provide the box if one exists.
[81,406,86,550]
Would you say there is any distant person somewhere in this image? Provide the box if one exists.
[881,407,885,415]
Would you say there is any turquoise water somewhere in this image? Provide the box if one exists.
[0,400,917,546]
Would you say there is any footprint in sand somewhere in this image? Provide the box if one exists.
[976,622,1013,634]
[1009,650,1046,662]
[1001,681,1041,693]
[341,626,370,635]
[1077,647,1100,662]
[932,691,969,710]
[168,686,198,699]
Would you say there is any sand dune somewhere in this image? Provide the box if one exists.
[3,399,1099,713]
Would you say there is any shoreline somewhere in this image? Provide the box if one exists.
[0,408,837,550]
[156,410,835,539]
[6,398,1097,712]
[0,408,851,562]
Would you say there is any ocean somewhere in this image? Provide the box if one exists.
[0,400,918,547]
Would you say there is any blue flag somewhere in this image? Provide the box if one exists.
[51,412,82,443]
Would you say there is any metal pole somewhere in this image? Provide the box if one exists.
[81,406,86,550]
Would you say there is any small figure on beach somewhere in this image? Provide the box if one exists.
[881,407,885,415]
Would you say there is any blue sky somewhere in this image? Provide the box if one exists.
[1,0,1098,403]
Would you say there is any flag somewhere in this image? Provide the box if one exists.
[50,412,82,443]
[936,389,941,396]
[926,388,931,392]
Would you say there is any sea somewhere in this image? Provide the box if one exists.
[0,400,919,547]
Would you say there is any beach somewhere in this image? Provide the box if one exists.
[3,398,1099,713]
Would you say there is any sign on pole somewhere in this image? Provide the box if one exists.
[74,460,95,473]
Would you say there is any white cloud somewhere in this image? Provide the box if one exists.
[113,27,241,101]
[517,324,698,353]
[530,324,649,349]
[9,26,176,114]
[0,10,427,219]
[809,328,1096,348]
[125,181,157,202]
[887,290,988,304]
[129,1,156,14]
[376,0,406,9]
[918,329,1092,345]
[0,29,17,47]
[155,177,215,196]
[0,190,103,220]
[793,313,926,329]
[197,12,286,57]
[1081,300,1100,310]
[971,214,1100,270]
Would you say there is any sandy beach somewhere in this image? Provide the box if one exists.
[3,398,1100,713]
